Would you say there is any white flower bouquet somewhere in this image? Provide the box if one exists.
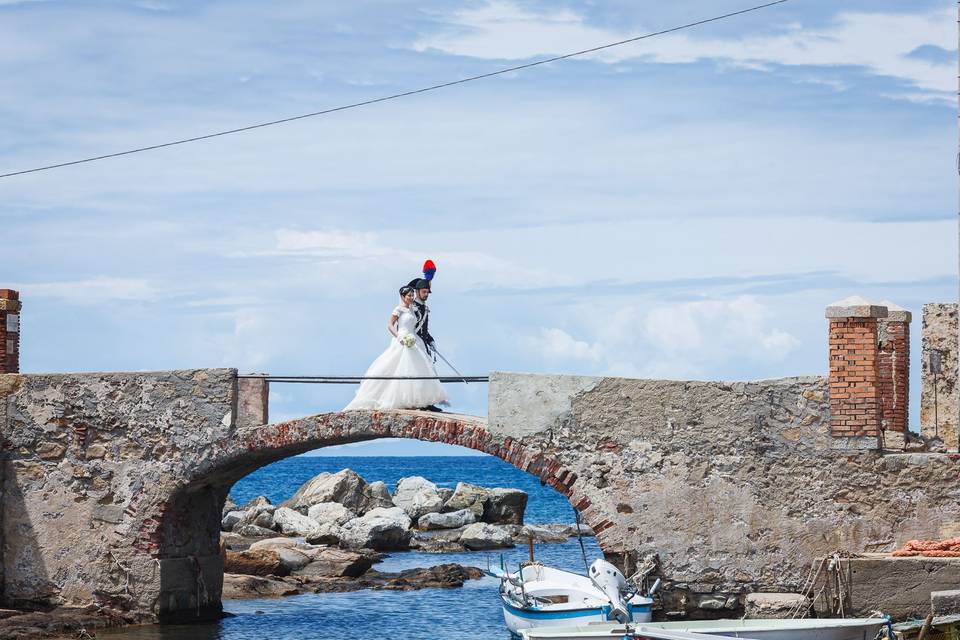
[400,334,416,348]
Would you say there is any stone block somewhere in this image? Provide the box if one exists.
[932,590,960,616]
[745,593,809,619]
[825,296,888,319]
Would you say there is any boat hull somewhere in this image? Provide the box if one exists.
[502,596,652,638]
[517,618,888,640]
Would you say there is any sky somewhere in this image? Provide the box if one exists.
[1,0,956,455]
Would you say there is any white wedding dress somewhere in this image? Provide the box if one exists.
[344,304,450,410]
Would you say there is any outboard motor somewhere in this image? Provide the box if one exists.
[588,559,629,622]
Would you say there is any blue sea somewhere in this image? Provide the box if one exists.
[102,455,601,640]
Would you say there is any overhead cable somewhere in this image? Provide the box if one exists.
[0,0,790,180]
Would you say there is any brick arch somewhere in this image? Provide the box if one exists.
[148,409,611,622]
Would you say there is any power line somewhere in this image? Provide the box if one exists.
[0,0,791,180]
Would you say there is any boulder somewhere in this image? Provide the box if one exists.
[358,481,395,513]
[283,469,368,513]
[437,487,454,503]
[442,482,488,517]
[307,502,356,526]
[222,573,299,599]
[392,476,444,519]
[233,524,276,538]
[241,495,272,510]
[483,488,527,525]
[225,549,288,577]
[339,507,412,551]
[223,496,238,517]
[459,523,514,550]
[305,522,342,546]
[276,547,311,573]
[220,532,244,549]
[249,537,301,551]
[520,525,568,544]
[237,502,276,530]
[373,564,485,590]
[410,536,467,553]
[418,509,476,531]
[294,548,379,578]
[221,510,246,531]
[272,507,320,537]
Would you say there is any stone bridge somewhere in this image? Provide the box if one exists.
[1,367,958,624]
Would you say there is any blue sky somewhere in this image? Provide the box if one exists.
[1,0,956,454]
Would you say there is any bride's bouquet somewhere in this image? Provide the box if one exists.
[399,334,416,348]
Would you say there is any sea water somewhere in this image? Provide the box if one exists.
[101,455,602,640]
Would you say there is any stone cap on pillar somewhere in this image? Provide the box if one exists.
[878,300,912,323]
[825,295,888,319]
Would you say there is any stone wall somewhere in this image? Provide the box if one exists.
[0,369,237,620]
[489,372,960,616]
[921,304,958,451]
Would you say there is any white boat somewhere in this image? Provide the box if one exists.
[518,617,889,640]
[496,559,654,638]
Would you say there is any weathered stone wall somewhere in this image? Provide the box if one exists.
[0,369,237,620]
[921,304,959,451]
[3,368,959,623]
[489,372,960,615]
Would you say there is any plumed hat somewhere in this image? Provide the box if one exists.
[407,259,436,290]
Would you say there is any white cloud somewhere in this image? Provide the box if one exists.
[523,327,604,363]
[521,296,799,380]
[413,2,955,98]
[14,277,157,302]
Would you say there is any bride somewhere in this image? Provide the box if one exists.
[344,285,450,411]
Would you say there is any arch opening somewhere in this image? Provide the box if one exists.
[151,410,607,623]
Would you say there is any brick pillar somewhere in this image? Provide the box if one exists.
[826,297,888,437]
[0,289,21,374]
[877,302,911,433]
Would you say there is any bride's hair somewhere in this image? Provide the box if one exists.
[399,286,413,297]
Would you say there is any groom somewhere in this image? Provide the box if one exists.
[408,259,441,412]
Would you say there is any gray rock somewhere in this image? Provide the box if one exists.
[459,522,514,550]
[520,525,568,544]
[234,524,276,538]
[242,495,273,510]
[393,476,444,519]
[272,507,320,537]
[418,509,476,531]
[222,573,299,599]
[359,480,395,513]
[275,548,311,572]
[307,502,357,526]
[223,496,238,517]
[305,522,342,546]
[483,488,528,525]
[221,510,247,531]
[249,537,301,551]
[294,548,380,578]
[443,482,489,517]
[339,507,412,550]
[283,469,368,513]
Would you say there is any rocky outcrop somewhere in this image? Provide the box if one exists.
[272,507,320,537]
[392,476,444,519]
[484,488,528,525]
[284,469,369,513]
[339,507,412,550]
[223,574,300,599]
[293,548,380,578]
[308,502,356,526]
[225,549,289,577]
[459,522,515,550]
[442,482,488,517]
[418,509,476,531]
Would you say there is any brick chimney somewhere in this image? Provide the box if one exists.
[826,296,887,437]
[0,289,21,374]
[877,301,911,433]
